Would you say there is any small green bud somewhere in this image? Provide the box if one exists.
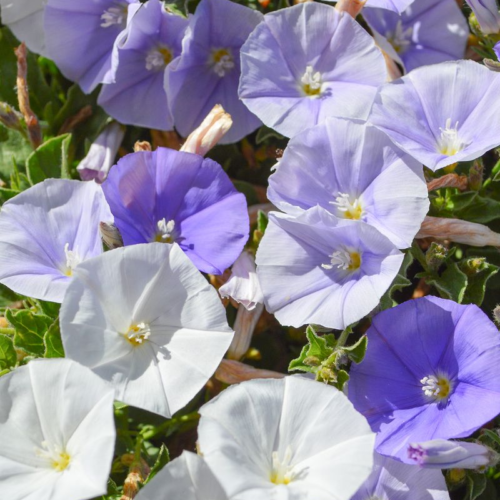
[446,468,466,489]
[0,102,24,133]
[316,366,335,384]
[303,356,321,367]
[460,257,486,277]
[425,242,448,272]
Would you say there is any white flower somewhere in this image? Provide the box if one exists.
[60,243,234,417]
[0,358,116,500]
[0,0,47,55]
[136,451,228,500]
[197,376,375,500]
[219,251,264,311]
[77,122,125,183]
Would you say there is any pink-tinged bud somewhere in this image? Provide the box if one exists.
[215,359,284,385]
[227,303,264,360]
[408,439,497,470]
[219,251,264,311]
[335,0,366,18]
[180,104,233,156]
[466,0,500,35]
[416,216,500,247]
[77,122,125,183]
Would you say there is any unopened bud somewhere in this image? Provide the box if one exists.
[460,257,486,276]
[134,140,152,152]
[226,303,264,360]
[469,159,484,191]
[466,3,500,36]
[0,102,23,133]
[335,0,366,18]
[408,439,497,470]
[100,222,124,250]
[425,242,448,272]
[181,104,232,156]
[303,356,321,367]
[493,304,500,326]
[417,216,500,247]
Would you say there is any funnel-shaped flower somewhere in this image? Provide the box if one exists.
[77,122,125,183]
[60,243,234,418]
[256,207,403,329]
[369,60,500,171]
[44,0,139,93]
[98,0,187,130]
[0,179,112,302]
[268,117,428,249]
[352,452,450,500]
[136,451,228,500]
[364,0,468,73]
[239,2,387,138]
[166,0,262,144]
[0,0,47,55]
[349,296,500,462]
[0,358,116,500]
[198,376,375,500]
[102,147,249,275]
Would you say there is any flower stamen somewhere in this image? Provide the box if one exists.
[210,49,235,77]
[322,248,362,271]
[155,218,177,243]
[145,46,173,72]
[387,20,413,54]
[63,243,82,277]
[35,441,71,472]
[301,66,322,97]
[330,193,363,220]
[437,118,467,156]
[420,374,453,402]
[101,5,128,28]
[270,446,295,485]
[125,322,151,346]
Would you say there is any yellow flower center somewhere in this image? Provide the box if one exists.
[125,322,151,346]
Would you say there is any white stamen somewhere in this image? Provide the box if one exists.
[322,249,352,271]
[35,441,71,472]
[388,20,413,53]
[145,47,172,72]
[420,375,441,397]
[213,54,235,77]
[64,243,82,276]
[100,6,126,28]
[437,118,467,156]
[157,218,176,242]
[270,446,295,485]
[301,66,322,90]
[330,193,363,219]
[127,322,151,344]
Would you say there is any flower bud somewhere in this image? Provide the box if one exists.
[180,104,232,156]
[425,242,448,272]
[0,102,24,133]
[417,216,500,247]
[77,122,125,183]
[100,222,124,250]
[227,303,264,360]
[219,252,264,311]
[493,304,500,325]
[469,159,484,191]
[466,0,500,35]
[408,439,497,470]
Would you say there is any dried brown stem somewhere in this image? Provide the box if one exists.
[427,173,469,192]
[58,105,92,135]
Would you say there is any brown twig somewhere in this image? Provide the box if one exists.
[58,105,92,135]
[14,43,42,149]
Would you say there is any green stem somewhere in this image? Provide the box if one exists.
[336,326,352,349]
[411,241,429,271]
[0,328,15,336]
[141,413,200,441]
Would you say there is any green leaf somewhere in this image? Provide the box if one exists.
[379,251,414,309]
[257,210,269,234]
[60,134,72,179]
[0,126,32,178]
[233,180,260,206]
[255,125,285,145]
[343,335,368,364]
[145,445,170,484]
[0,334,16,370]
[425,261,468,303]
[0,284,21,308]
[467,472,487,500]
[44,318,64,358]
[456,195,500,224]
[462,262,499,306]
[334,369,349,391]
[6,309,52,356]
[288,326,334,373]
[26,134,72,184]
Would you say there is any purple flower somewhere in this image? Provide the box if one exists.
[238,3,387,139]
[268,117,429,249]
[77,122,125,183]
[363,0,468,73]
[0,179,112,302]
[102,147,249,275]
[44,0,139,94]
[165,0,262,144]
[465,0,500,34]
[351,452,450,500]
[369,60,500,171]
[255,207,403,329]
[98,0,187,130]
[364,0,415,13]
[349,296,500,462]
[408,439,497,470]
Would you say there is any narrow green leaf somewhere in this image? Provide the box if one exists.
[145,445,170,484]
